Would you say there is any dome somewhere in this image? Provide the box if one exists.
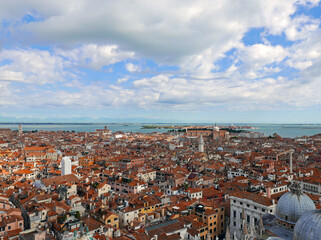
[293,209,321,240]
[276,182,316,224]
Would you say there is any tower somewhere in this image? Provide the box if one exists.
[61,157,71,176]
[199,135,204,153]
[18,124,22,136]
[290,150,294,174]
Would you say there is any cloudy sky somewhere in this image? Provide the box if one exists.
[0,0,321,123]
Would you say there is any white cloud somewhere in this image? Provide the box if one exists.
[0,0,320,115]
[2,69,320,112]
[57,44,135,70]
[117,76,129,84]
[0,49,65,84]
[129,74,321,109]
[0,82,15,106]
[0,44,135,85]
[237,44,288,78]
[285,15,320,41]
[125,63,141,73]
[286,29,321,70]
[12,0,310,64]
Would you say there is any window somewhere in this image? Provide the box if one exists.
[254,206,257,210]
[262,209,265,213]
[247,204,250,208]
[247,215,250,223]
[233,211,236,218]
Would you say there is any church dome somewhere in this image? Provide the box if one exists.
[293,209,321,240]
[276,182,316,224]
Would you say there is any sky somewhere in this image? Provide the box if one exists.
[0,0,321,123]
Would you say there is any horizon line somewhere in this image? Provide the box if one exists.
[1,122,321,125]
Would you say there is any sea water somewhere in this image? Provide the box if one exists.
[0,123,320,138]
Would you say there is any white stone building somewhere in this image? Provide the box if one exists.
[230,192,276,238]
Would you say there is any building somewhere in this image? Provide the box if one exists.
[238,131,265,138]
[275,182,316,230]
[186,126,229,142]
[190,203,225,240]
[96,125,112,135]
[78,156,94,168]
[118,157,144,170]
[260,182,318,239]
[22,146,48,158]
[295,176,321,196]
[293,209,321,240]
[18,124,22,136]
[199,135,204,153]
[230,192,277,238]
[109,178,148,194]
[61,156,71,176]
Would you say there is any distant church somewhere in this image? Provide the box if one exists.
[186,125,229,142]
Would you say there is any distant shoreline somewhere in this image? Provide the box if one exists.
[0,122,320,125]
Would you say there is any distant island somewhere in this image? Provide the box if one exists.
[141,125,182,129]
[141,125,258,132]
